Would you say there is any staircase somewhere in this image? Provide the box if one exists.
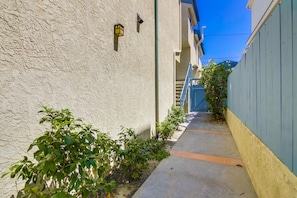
[175,80,184,107]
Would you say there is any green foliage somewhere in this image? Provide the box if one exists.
[156,121,175,141]
[2,106,169,197]
[166,106,186,128]
[156,106,186,140]
[117,127,169,179]
[3,107,118,197]
[200,61,232,120]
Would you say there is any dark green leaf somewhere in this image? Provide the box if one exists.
[131,172,139,179]
[51,192,75,198]
[1,172,9,178]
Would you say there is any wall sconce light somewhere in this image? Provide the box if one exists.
[114,23,124,37]
[114,23,124,51]
[137,14,144,24]
[137,14,144,33]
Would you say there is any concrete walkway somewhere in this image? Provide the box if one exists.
[133,112,257,198]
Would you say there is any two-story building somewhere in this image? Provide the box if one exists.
[0,0,204,196]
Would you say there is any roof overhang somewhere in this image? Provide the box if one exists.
[246,0,255,9]
[181,0,200,23]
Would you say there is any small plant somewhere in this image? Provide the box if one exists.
[167,106,186,128]
[117,127,169,180]
[156,106,186,140]
[200,61,232,120]
[156,120,175,141]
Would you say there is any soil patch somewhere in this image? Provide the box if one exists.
[111,160,160,198]
[96,115,192,198]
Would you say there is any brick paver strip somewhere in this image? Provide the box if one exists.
[186,129,231,135]
[169,150,244,167]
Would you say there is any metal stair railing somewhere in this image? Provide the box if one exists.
[179,63,192,109]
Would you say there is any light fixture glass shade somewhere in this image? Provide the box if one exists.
[114,24,124,37]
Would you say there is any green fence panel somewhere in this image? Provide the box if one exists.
[280,0,294,170]
[293,0,297,174]
[228,0,296,174]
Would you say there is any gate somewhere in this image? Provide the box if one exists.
[190,78,208,112]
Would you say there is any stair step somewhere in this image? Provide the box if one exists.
[176,80,185,107]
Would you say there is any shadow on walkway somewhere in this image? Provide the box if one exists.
[133,112,257,198]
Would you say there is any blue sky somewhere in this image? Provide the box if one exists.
[196,0,251,65]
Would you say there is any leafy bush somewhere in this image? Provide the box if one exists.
[156,120,175,141]
[156,106,186,140]
[167,106,186,128]
[2,107,119,198]
[200,61,232,120]
[2,107,169,197]
[117,127,169,179]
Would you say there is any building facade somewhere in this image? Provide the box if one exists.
[178,0,204,81]
[175,0,205,110]
[0,0,203,196]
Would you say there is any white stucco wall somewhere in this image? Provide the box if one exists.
[0,0,157,196]
[177,2,199,80]
[248,0,272,31]
[246,0,282,45]
[158,0,181,120]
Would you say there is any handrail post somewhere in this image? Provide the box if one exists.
[179,63,192,110]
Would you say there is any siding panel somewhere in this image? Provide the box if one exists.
[259,26,268,140]
[241,56,247,124]
[265,6,282,156]
[252,36,260,136]
[246,49,252,130]
[293,0,297,174]
[280,0,293,169]
[245,53,252,128]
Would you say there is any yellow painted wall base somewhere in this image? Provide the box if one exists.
[225,109,297,198]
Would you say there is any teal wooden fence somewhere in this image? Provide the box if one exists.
[228,0,297,175]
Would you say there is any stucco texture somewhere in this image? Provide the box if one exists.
[177,2,199,81]
[0,0,169,196]
[226,109,297,198]
[249,0,273,31]
[157,0,181,120]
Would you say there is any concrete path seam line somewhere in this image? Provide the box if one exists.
[169,150,244,167]
[186,129,231,135]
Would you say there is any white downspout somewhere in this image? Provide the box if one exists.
[197,26,206,46]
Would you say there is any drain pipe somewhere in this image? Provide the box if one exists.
[197,26,206,46]
[154,0,159,124]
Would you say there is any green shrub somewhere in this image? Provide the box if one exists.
[156,120,175,141]
[2,107,170,197]
[2,107,119,197]
[167,106,186,128]
[200,61,232,120]
[117,127,169,179]
[156,106,186,140]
